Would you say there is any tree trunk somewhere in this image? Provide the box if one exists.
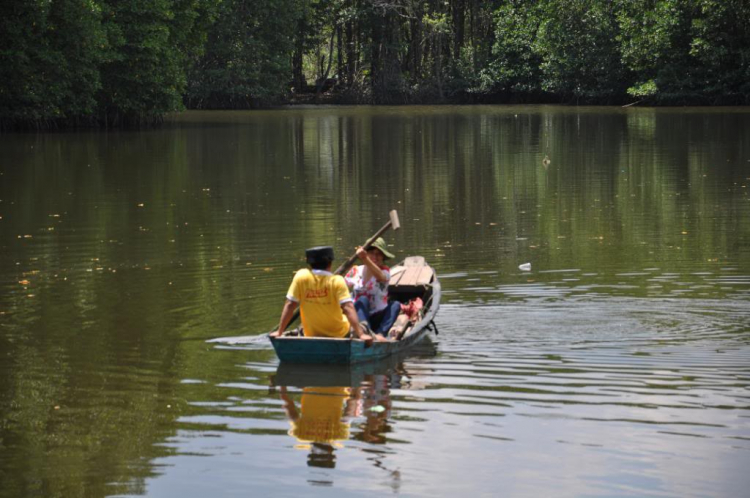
[316,27,337,94]
[370,11,383,97]
[452,0,465,60]
[345,18,355,86]
[292,18,307,92]
[337,24,343,85]
[435,36,443,100]
[408,8,423,82]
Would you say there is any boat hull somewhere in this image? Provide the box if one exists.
[272,343,436,386]
[270,317,433,364]
[270,262,440,364]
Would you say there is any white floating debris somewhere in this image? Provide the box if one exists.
[519,263,531,271]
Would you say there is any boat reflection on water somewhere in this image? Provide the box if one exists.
[352,373,393,445]
[278,385,357,468]
[272,340,436,469]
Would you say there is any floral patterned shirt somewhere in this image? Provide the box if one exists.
[344,264,391,313]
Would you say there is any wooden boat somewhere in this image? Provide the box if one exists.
[270,256,440,364]
[272,339,437,387]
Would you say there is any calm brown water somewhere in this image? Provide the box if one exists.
[1,106,749,497]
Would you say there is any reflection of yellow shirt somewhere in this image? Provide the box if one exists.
[287,269,352,338]
[290,387,350,443]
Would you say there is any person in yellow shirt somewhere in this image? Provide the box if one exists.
[279,385,353,445]
[270,246,375,344]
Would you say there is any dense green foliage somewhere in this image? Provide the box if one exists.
[616,0,750,104]
[98,0,197,126]
[0,0,107,127]
[1,0,748,128]
[1,0,208,128]
[185,0,301,108]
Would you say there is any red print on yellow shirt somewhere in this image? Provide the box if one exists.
[305,288,329,299]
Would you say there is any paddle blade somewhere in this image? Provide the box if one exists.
[389,210,401,230]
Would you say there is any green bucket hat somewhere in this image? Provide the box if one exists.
[369,237,395,260]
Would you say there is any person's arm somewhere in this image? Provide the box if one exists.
[344,387,362,417]
[356,247,387,282]
[269,299,298,338]
[279,386,299,421]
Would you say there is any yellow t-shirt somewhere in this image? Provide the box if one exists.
[290,386,351,443]
[287,269,352,337]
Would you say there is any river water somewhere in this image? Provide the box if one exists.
[1,106,749,497]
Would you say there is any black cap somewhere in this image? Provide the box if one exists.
[306,246,334,266]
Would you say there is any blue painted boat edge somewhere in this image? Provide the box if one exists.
[271,336,353,364]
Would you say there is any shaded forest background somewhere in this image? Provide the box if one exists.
[1,0,748,129]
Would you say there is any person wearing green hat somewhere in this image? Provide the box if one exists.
[344,237,401,338]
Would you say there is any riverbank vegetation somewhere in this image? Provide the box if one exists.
[1,0,748,129]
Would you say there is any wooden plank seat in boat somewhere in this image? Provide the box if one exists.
[387,256,436,338]
[389,256,434,287]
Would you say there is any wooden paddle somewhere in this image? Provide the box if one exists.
[333,209,401,276]
[281,209,401,332]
